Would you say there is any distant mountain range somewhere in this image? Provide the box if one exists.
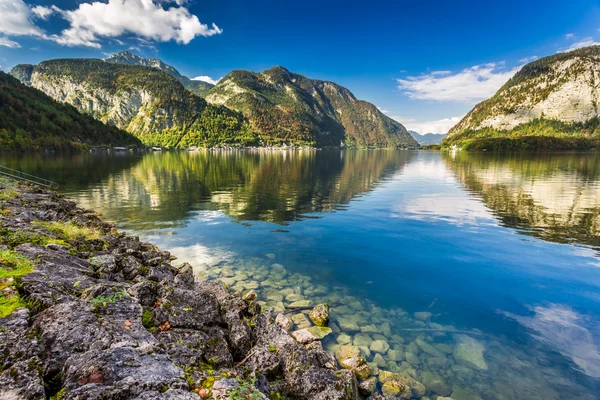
[409,131,446,145]
[444,46,600,150]
[9,52,418,149]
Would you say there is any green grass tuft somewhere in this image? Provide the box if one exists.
[34,221,102,242]
[0,250,34,280]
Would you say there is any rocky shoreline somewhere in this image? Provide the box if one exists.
[0,180,365,400]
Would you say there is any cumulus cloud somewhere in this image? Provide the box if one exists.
[0,37,21,48]
[0,0,45,36]
[397,63,520,102]
[0,0,221,49]
[191,75,220,85]
[559,37,600,53]
[565,33,575,39]
[51,0,222,48]
[31,5,59,20]
[391,116,463,134]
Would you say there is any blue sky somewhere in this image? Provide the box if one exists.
[1,0,599,133]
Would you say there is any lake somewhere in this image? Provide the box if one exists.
[2,149,600,399]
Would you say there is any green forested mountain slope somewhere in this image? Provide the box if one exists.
[105,51,213,97]
[0,71,140,151]
[206,66,418,148]
[444,46,600,150]
[9,56,417,149]
[10,59,255,148]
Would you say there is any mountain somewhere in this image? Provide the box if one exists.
[0,71,140,151]
[205,66,418,148]
[444,46,600,150]
[409,130,446,145]
[106,51,213,97]
[9,58,255,148]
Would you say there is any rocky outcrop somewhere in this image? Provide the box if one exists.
[445,46,600,147]
[0,181,358,400]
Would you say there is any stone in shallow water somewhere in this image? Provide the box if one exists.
[336,317,359,331]
[288,300,312,308]
[421,371,452,397]
[372,353,387,367]
[427,356,450,369]
[416,337,444,358]
[309,304,329,326]
[453,334,488,370]
[334,305,354,314]
[338,356,371,380]
[387,348,405,362]
[414,311,432,321]
[353,333,373,347]
[370,340,390,354]
[436,343,454,354]
[267,293,284,302]
[405,352,420,365]
[291,313,312,329]
[348,301,364,311]
[219,277,236,286]
[335,345,359,361]
[360,325,378,333]
[336,334,353,345]
[286,293,305,302]
[358,346,371,359]
[290,326,332,344]
[379,372,426,399]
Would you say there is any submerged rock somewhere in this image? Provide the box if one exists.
[453,334,488,370]
[379,372,426,399]
[309,303,330,326]
[291,326,332,344]
[339,356,371,380]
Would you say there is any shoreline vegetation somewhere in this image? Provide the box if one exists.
[0,179,424,399]
[442,118,600,151]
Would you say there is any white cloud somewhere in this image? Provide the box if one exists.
[392,116,463,134]
[376,106,389,114]
[519,55,538,63]
[51,0,222,48]
[0,37,21,48]
[0,0,45,37]
[559,37,600,53]
[191,75,220,85]
[31,5,59,20]
[397,63,520,102]
[565,33,575,39]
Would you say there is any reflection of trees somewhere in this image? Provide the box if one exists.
[443,151,600,248]
[4,150,413,229]
[0,152,141,191]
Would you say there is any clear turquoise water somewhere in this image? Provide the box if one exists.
[2,150,600,399]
